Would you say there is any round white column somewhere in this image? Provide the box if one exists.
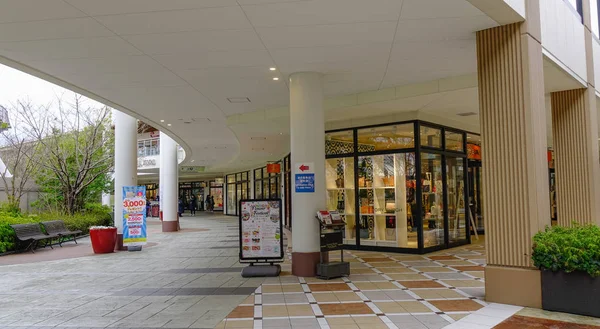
[160,132,179,232]
[289,72,325,277]
[113,111,137,250]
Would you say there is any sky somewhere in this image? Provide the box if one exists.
[0,64,105,112]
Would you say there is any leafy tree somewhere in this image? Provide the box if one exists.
[19,96,114,215]
[0,103,41,213]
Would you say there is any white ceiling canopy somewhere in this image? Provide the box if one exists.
[0,0,501,172]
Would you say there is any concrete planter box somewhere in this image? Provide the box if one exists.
[542,270,600,318]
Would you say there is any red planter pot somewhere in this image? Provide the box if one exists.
[90,227,117,254]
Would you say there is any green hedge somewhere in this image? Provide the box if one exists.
[532,224,600,277]
[0,205,112,253]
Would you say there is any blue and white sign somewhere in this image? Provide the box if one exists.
[122,186,147,246]
[295,162,315,193]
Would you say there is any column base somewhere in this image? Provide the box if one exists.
[115,234,127,251]
[292,252,327,277]
[162,220,179,232]
[485,265,542,308]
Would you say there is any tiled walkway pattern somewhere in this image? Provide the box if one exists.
[220,243,487,329]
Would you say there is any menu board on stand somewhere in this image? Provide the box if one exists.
[239,199,284,277]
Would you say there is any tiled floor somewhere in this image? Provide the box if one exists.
[0,214,270,328]
[218,242,487,329]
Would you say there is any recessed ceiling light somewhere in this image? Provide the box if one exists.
[273,77,279,81]
[167,123,172,126]
[279,132,283,135]
[191,160,195,162]
[160,119,165,122]
[270,67,276,71]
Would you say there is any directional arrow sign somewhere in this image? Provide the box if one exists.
[295,162,314,174]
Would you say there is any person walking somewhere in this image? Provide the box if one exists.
[210,195,215,212]
[178,197,184,217]
[189,197,196,216]
[205,194,212,212]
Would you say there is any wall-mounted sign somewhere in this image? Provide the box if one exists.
[181,166,205,173]
[239,199,283,261]
[137,156,158,168]
[467,144,481,160]
[267,163,281,174]
[295,162,315,193]
[150,131,160,138]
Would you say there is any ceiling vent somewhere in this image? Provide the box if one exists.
[252,147,265,151]
[251,137,267,140]
[227,97,251,103]
[457,112,477,117]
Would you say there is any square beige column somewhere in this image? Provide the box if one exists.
[550,0,600,227]
[476,1,550,308]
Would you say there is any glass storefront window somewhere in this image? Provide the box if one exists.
[255,181,262,199]
[356,153,417,248]
[420,126,441,148]
[326,157,356,245]
[225,171,250,215]
[227,183,236,214]
[254,168,262,180]
[447,157,467,244]
[421,153,445,248]
[326,130,354,155]
[445,131,464,152]
[357,124,414,151]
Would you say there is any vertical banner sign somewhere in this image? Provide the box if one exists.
[295,162,315,193]
[239,199,283,260]
[122,186,147,246]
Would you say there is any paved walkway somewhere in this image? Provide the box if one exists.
[220,242,488,329]
[1,214,598,329]
[0,213,267,329]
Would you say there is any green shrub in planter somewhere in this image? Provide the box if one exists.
[532,224,600,277]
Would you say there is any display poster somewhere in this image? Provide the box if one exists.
[122,186,147,246]
[239,199,283,260]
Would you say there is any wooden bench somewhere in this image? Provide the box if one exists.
[10,223,60,253]
[41,220,82,247]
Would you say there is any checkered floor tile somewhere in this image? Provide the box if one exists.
[217,243,486,329]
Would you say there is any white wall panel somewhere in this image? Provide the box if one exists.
[541,0,587,82]
[593,39,600,92]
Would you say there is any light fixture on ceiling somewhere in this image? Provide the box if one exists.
[227,97,251,103]
[279,132,283,135]
[160,119,165,122]
[191,160,195,163]
[457,112,477,117]
[167,123,172,126]
[251,137,267,140]
[270,67,276,71]
[273,77,279,81]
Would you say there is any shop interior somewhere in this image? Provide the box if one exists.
[325,120,470,253]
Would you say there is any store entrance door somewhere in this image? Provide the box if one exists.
[468,160,484,233]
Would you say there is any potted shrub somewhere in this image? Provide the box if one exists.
[532,224,600,318]
[89,226,117,254]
